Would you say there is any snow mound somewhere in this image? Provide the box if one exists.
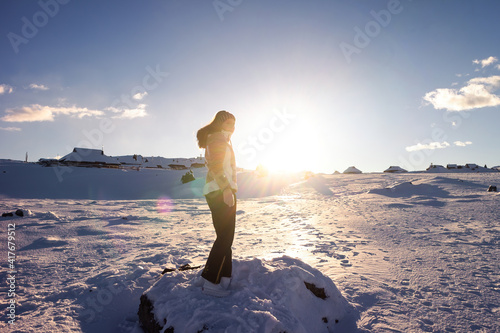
[139,256,357,333]
[20,236,70,251]
[368,181,449,198]
[39,211,60,220]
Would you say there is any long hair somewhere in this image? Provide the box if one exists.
[197,110,235,148]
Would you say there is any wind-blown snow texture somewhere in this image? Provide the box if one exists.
[0,160,499,332]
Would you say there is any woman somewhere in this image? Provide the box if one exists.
[196,110,237,297]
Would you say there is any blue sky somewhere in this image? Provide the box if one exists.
[1,0,499,173]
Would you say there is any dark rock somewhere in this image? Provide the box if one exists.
[487,185,497,192]
[138,294,173,333]
[178,263,201,271]
[161,263,201,275]
[2,209,26,217]
[304,281,328,300]
[140,263,202,332]
[161,267,176,275]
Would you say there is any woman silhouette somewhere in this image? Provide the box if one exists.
[196,110,237,297]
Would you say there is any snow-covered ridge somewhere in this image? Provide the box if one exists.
[39,147,205,170]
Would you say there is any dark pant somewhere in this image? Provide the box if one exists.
[201,190,236,284]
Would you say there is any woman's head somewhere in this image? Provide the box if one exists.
[214,110,235,126]
[196,110,235,148]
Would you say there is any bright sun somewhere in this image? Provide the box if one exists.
[255,145,315,174]
[235,107,323,174]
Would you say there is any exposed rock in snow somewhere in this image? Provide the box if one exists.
[1,208,32,217]
[138,257,358,333]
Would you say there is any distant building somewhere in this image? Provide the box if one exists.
[38,158,59,166]
[59,148,120,168]
[343,166,362,174]
[446,164,458,169]
[383,166,408,173]
[426,164,446,172]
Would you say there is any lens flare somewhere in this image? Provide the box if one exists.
[156,196,174,215]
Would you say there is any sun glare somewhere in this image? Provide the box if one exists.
[235,105,325,174]
[255,145,315,174]
[257,159,301,174]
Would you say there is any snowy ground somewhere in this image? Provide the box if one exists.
[0,162,499,332]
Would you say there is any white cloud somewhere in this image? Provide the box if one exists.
[454,141,472,147]
[1,104,105,122]
[107,104,147,119]
[423,75,500,111]
[0,84,14,95]
[473,56,498,68]
[28,83,49,91]
[469,76,500,88]
[0,126,21,131]
[405,141,450,152]
[132,91,148,100]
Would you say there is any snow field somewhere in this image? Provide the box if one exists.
[0,164,499,332]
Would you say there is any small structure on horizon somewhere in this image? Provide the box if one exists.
[427,164,446,172]
[59,148,120,168]
[465,163,479,170]
[383,166,408,173]
[343,166,362,174]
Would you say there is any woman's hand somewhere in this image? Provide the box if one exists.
[223,187,235,207]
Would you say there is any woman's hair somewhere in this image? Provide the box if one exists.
[196,110,235,148]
